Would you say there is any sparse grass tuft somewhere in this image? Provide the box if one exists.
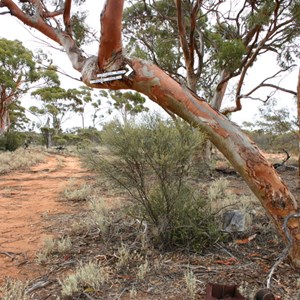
[208,178,234,207]
[57,236,72,253]
[63,179,93,201]
[70,196,113,236]
[36,236,72,264]
[116,244,131,271]
[0,278,29,300]
[60,261,109,297]
[60,274,79,297]
[36,237,56,263]
[184,269,197,300]
[87,196,111,233]
[136,259,150,281]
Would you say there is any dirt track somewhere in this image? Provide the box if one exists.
[0,153,89,284]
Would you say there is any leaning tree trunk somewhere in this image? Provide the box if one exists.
[2,0,300,267]
[80,0,300,267]
[88,56,300,267]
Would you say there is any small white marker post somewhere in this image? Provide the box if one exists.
[90,64,134,84]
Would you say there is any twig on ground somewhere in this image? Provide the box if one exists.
[26,279,52,293]
[115,287,130,299]
[214,243,237,259]
[0,250,22,260]
[267,212,300,289]
[266,248,288,289]
[82,292,98,300]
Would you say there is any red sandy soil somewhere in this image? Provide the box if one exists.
[0,153,89,285]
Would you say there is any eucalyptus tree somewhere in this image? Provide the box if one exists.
[1,0,300,267]
[0,38,59,134]
[123,0,300,111]
[30,85,93,132]
[7,99,29,131]
[109,91,149,124]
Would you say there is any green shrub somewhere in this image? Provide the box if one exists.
[82,114,221,251]
[53,135,68,146]
[0,131,25,151]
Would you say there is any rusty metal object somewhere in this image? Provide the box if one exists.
[254,289,275,300]
[205,283,247,300]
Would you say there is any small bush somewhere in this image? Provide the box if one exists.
[82,114,221,251]
[0,131,25,151]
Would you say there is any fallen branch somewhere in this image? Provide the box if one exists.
[273,149,290,169]
[26,279,52,293]
[267,212,300,288]
[0,250,23,260]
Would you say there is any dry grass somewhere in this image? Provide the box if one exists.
[0,278,29,300]
[60,261,109,298]
[36,236,72,264]
[63,179,93,202]
[0,148,45,174]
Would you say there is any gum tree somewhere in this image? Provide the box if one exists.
[1,0,300,267]
[123,1,300,111]
[0,38,59,134]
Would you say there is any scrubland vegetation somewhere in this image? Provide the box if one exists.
[0,114,299,299]
[0,148,45,174]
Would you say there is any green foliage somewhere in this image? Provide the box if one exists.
[109,91,149,123]
[76,127,102,144]
[0,38,36,87]
[291,1,300,27]
[246,0,275,28]
[246,130,298,153]
[213,38,246,72]
[255,99,296,136]
[71,11,91,47]
[123,1,180,74]
[122,0,300,103]
[82,115,220,251]
[242,98,297,152]
[0,38,59,133]
[31,85,93,132]
[52,135,68,146]
[7,100,30,131]
[0,131,25,151]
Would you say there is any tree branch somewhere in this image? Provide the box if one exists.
[63,0,72,34]
[189,0,202,70]
[240,68,296,99]
[98,0,124,70]
[0,0,61,44]
[175,0,190,63]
